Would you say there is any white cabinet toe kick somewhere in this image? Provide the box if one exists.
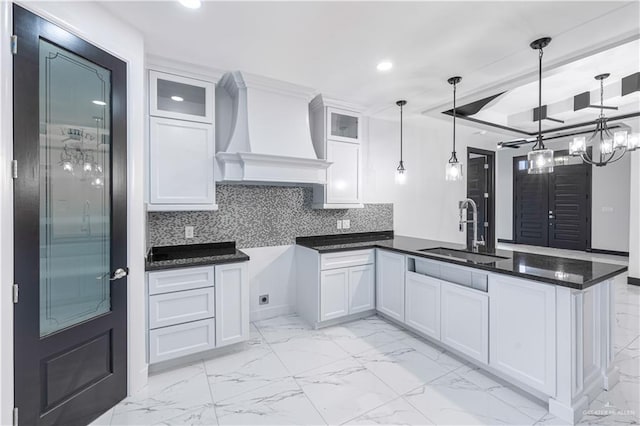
[295,246,622,424]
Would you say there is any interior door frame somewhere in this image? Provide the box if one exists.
[13,4,128,425]
[512,151,592,250]
[467,147,496,251]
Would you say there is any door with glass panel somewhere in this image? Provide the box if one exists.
[13,6,127,425]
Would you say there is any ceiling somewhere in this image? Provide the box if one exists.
[100,1,640,125]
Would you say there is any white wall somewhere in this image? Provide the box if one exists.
[495,138,632,253]
[0,3,147,423]
[629,150,640,280]
[243,245,297,321]
[364,115,499,244]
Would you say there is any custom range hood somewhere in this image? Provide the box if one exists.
[215,71,330,184]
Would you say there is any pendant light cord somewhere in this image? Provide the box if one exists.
[452,81,457,160]
[400,102,403,162]
[537,47,545,150]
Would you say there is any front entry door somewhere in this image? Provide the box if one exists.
[13,6,128,425]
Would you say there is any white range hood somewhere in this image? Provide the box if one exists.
[215,71,330,184]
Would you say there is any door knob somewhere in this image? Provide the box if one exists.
[110,267,129,281]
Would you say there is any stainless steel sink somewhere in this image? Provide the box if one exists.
[418,247,509,264]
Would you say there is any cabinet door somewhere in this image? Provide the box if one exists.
[320,268,349,321]
[327,107,360,143]
[440,282,488,364]
[149,70,214,123]
[405,272,441,340]
[149,117,214,206]
[349,264,375,314]
[489,275,556,394]
[215,263,249,347]
[326,140,360,204]
[376,250,406,322]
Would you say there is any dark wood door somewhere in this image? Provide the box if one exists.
[513,156,591,250]
[548,164,591,250]
[13,5,128,425]
[514,158,549,247]
[466,150,495,251]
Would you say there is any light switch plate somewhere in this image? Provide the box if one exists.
[336,220,342,229]
[343,219,350,229]
[185,226,194,239]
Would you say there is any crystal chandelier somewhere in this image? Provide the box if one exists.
[569,73,640,165]
[445,76,463,181]
[59,116,105,187]
[527,37,554,174]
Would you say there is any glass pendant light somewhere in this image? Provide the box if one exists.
[395,100,407,184]
[445,76,463,181]
[527,37,554,174]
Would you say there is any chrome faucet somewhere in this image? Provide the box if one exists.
[459,198,485,252]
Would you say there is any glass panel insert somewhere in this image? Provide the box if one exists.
[39,40,112,336]
[157,78,206,117]
[330,112,358,139]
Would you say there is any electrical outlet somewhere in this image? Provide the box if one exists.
[342,219,350,229]
[185,226,194,239]
[259,294,269,305]
[336,220,342,229]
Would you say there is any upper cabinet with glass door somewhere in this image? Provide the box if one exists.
[327,107,361,144]
[150,70,214,124]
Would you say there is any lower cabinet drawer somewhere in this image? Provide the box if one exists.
[321,249,374,270]
[149,318,216,364]
[149,287,215,329]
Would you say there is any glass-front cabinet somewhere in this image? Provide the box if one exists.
[149,70,214,124]
[327,107,360,143]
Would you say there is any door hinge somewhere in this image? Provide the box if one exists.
[484,192,489,199]
[12,407,18,426]
[11,35,17,55]
[11,160,17,179]
[12,284,18,304]
[484,221,489,227]
[484,163,489,169]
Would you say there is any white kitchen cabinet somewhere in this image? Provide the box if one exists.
[376,250,406,322]
[405,272,441,340]
[146,262,248,364]
[489,275,556,394]
[348,264,375,314]
[440,281,488,364]
[309,95,363,208]
[148,117,217,210]
[215,262,249,347]
[320,268,350,321]
[149,70,214,123]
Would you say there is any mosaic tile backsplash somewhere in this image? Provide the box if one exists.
[148,184,393,249]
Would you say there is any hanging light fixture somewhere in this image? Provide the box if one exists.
[569,73,639,166]
[395,100,407,184]
[527,37,554,174]
[445,76,463,181]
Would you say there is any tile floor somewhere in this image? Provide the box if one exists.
[93,273,639,426]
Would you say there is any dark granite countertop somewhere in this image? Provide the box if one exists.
[145,242,250,271]
[296,231,627,290]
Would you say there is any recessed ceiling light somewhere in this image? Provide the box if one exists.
[92,100,107,106]
[179,0,201,9]
[376,61,393,72]
[171,96,184,102]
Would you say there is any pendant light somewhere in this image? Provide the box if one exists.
[527,37,554,174]
[445,76,463,181]
[395,100,407,184]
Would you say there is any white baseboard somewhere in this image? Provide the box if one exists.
[250,304,294,322]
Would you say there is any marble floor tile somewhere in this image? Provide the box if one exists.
[214,378,325,425]
[456,364,548,421]
[111,362,213,426]
[295,357,398,425]
[403,372,536,425]
[253,314,313,344]
[323,319,404,355]
[615,337,640,385]
[204,344,290,401]
[153,403,218,426]
[269,331,351,375]
[355,340,451,395]
[399,335,467,372]
[89,407,114,426]
[343,397,434,425]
